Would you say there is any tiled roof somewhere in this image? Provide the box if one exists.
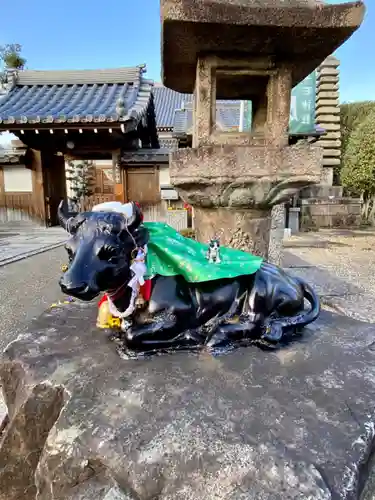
[173,108,193,135]
[217,105,241,131]
[0,144,26,163]
[173,101,242,135]
[15,67,143,86]
[153,84,192,128]
[0,66,153,126]
[152,84,243,133]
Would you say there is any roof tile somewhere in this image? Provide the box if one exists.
[172,100,242,134]
[0,67,152,126]
[152,84,244,133]
[153,85,192,128]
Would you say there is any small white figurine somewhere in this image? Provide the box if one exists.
[206,237,221,264]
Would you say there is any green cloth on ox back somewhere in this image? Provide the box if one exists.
[143,222,263,283]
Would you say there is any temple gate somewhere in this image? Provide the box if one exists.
[0,65,159,225]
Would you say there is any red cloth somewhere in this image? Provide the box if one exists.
[98,294,108,308]
[134,201,144,222]
[140,279,152,301]
[97,279,152,308]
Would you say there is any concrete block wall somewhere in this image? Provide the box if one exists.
[315,55,341,186]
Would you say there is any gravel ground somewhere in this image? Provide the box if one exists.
[284,228,375,293]
[283,228,375,323]
[0,246,66,352]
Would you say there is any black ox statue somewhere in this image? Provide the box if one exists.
[58,201,320,353]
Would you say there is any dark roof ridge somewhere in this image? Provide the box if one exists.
[13,65,147,86]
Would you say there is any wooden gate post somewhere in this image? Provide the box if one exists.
[112,150,124,203]
[28,149,47,225]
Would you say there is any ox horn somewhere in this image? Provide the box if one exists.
[58,200,83,234]
[58,200,71,232]
[126,202,143,231]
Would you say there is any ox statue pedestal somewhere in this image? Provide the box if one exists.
[1,303,375,499]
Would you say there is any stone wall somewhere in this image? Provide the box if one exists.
[315,55,341,186]
[300,198,361,229]
[300,186,361,230]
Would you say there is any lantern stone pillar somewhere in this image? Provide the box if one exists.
[161,0,365,257]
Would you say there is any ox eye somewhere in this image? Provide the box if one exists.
[98,246,118,262]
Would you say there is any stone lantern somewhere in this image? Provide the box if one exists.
[161,0,365,257]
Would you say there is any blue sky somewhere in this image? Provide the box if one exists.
[0,0,372,104]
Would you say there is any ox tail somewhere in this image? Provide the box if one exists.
[261,276,321,343]
[295,278,321,328]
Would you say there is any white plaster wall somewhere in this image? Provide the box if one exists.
[159,166,171,186]
[3,166,32,192]
[95,160,111,168]
[65,161,73,200]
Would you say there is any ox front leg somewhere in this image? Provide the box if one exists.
[122,275,202,351]
[122,314,202,352]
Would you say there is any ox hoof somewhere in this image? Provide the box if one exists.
[205,331,230,349]
[261,323,283,343]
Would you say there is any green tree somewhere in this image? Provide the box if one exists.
[341,109,375,223]
[340,101,375,157]
[0,43,26,69]
[66,160,96,211]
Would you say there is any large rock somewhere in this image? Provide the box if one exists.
[1,302,375,499]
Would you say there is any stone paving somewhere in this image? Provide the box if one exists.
[283,228,375,323]
[0,223,67,267]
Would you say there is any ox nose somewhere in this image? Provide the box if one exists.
[59,278,87,295]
